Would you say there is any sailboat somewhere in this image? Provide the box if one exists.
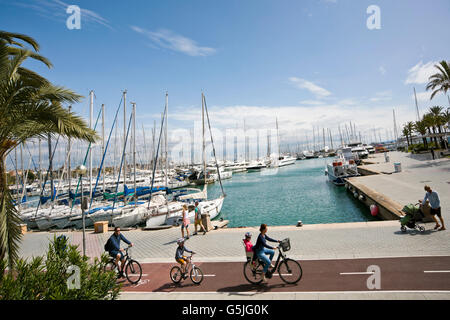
[271,117,296,167]
[164,92,225,226]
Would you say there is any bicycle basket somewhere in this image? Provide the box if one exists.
[280,238,291,252]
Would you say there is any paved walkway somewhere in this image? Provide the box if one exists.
[356,151,450,222]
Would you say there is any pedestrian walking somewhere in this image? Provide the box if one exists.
[181,204,190,239]
[430,148,435,160]
[419,185,445,231]
[193,201,207,235]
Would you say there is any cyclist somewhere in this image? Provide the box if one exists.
[175,238,195,278]
[253,224,280,282]
[106,227,134,278]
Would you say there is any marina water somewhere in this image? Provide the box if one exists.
[208,158,378,228]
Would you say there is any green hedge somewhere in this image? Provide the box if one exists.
[0,235,122,300]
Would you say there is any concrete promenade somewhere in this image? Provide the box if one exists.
[350,151,450,222]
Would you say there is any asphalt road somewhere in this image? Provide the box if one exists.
[120,256,450,293]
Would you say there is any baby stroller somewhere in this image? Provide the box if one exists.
[400,203,425,232]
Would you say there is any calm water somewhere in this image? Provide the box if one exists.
[208,158,378,228]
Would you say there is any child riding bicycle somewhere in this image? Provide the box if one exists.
[175,238,195,278]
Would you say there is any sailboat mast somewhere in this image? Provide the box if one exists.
[68,106,72,198]
[202,92,206,184]
[48,134,53,202]
[102,104,105,193]
[38,137,42,190]
[276,117,280,156]
[413,87,420,122]
[132,102,136,207]
[123,90,127,189]
[165,93,169,215]
[89,90,94,200]
[322,128,326,151]
[328,128,334,150]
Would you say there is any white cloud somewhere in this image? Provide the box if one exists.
[405,61,439,84]
[413,91,432,102]
[299,100,324,105]
[289,77,331,98]
[370,91,392,102]
[379,66,386,75]
[131,26,216,57]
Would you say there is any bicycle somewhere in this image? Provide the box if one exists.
[243,238,302,285]
[104,246,143,284]
[170,253,204,285]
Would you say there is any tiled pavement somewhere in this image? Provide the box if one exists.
[19,220,450,263]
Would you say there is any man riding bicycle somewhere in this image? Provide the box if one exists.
[105,227,134,278]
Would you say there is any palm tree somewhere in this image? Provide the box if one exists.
[402,126,410,148]
[426,60,450,100]
[0,31,97,268]
[429,106,445,148]
[414,119,428,149]
[406,121,415,144]
[423,112,438,148]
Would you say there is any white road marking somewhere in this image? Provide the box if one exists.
[340,272,375,275]
[424,270,450,273]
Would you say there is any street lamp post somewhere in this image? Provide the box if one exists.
[76,165,88,257]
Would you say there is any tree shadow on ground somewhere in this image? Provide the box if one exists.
[216,282,297,294]
[153,281,200,292]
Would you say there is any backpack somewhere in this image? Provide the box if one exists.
[104,237,113,252]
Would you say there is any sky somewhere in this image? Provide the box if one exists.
[1,0,450,167]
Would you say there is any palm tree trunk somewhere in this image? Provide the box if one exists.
[432,127,439,148]
[0,150,22,269]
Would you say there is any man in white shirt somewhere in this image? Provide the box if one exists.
[419,185,445,231]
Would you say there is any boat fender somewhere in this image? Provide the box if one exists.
[370,204,379,216]
[359,194,366,201]
[353,191,359,198]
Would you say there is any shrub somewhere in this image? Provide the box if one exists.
[0,235,121,300]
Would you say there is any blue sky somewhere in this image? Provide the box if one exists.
[1,0,450,164]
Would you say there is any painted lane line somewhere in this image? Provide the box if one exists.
[340,272,375,275]
[424,270,450,273]
[203,274,216,277]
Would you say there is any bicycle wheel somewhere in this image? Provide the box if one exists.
[278,258,302,284]
[125,259,142,284]
[243,261,264,284]
[190,266,204,285]
[170,266,183,284]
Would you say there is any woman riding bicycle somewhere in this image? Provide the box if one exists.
[253,224,280,283]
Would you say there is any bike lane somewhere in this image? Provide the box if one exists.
[120,256,450,293]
